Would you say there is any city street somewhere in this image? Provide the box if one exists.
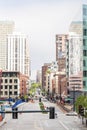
[0,100,87,130]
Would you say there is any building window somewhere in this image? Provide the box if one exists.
[9,86,12,89]
[83,29,87,36]
[83,71,87,77]
[5,91,8,95]
[83,50,87,56]
[83,20,87,26]
[14,91,18,95]
[0,91,3,95]
[83,60,86,67]
[14,79,17,83]
[1,79,3,83]
[0,86,3,89]
[83,39,86,46]
[5,79,8,83]
[9,79,12,83]
[83,81,86,86]
[14,85,17,89]
[83,8,87,15]
[9,91,12,95]
[5,85,7,89]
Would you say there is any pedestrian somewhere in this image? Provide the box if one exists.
[1,105,5,119]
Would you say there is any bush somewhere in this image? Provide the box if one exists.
[39,102,47,114]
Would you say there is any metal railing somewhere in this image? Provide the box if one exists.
[0,107,55,119]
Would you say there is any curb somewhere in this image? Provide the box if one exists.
[57,103,71,113]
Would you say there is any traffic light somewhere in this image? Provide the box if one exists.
[78,105,84,116]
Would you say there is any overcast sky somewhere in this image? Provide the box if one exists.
[0,0,86,79]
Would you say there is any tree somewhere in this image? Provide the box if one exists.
[75,95,87,117]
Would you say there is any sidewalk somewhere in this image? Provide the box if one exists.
[0,102,27,127]
[0,118,6,127]
[57,102,72,112]
[0,114,11,127]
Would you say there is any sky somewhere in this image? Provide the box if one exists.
[0,0,86,80]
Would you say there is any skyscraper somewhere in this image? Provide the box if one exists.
[69,21,83,76]
[83,4,87,92]
[0,21,14,70]
[56,34,68,61]
[67,4,87,92]
[7,33,30,77]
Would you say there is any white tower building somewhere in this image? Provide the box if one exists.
[0,21,14,70]
[7,33,30,77]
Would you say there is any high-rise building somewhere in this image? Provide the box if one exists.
[69,21,83,76]
[7,33,30,77]
[68,21,83,90]
[83,4,87,92]
[36,70,42,83]
[67,4,87,92]
[0,21,14,70]
[42,63,51,89]
[56,34,68,61]
[56,34,68,73]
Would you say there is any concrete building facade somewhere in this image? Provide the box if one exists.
[36,70,42,84]
[0,71,20,98]
[0,70,29,98]
[56,34,68,61]
[42,63,51,90]
[67,5,87,93]
[7,33,30,77]
[83,4,87,92]
[0,21,14,70]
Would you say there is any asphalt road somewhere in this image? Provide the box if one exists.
[0,100,87,130]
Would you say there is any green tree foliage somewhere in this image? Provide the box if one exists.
[39,102,47,114]
[75,95,87,117]
[29,83,41,96]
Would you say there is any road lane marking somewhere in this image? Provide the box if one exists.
[59,120,69,130]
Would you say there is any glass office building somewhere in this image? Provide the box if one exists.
[83,4,87,92]
[67,5,87,92]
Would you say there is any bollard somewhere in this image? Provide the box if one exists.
[49,107,55,119]
[12,108,18,119]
